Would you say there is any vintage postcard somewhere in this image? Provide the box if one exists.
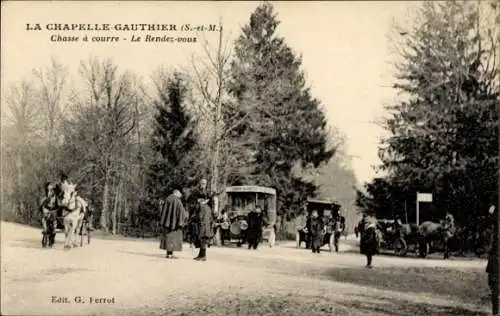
[1,1,498,315]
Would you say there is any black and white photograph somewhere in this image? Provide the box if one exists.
[1,1,499,315]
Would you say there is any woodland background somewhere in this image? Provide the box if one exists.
[1,1,499,241]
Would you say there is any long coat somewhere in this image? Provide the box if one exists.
[188,187,210,216]
[159,194,186,232]
[360,219,379,256]
[309,217,324,249]
[247,211,264,243]
[159,194,186,252]
[189,202,214,248]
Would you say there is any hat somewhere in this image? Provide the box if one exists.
[173,189,182,197]
[198,198,209,204]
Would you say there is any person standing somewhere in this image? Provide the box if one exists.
[247,206,264,250]
[189,179,210,207]
[187,178,210,244]
[360,215,379,268]
[487,204,499,316]
[159,190,186,259]
[40,183,58,246]
[310,210,323,254]
[192,198,214,261]
[333,212,346,252]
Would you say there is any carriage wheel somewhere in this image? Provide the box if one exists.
[42,233,48,247]
[394,237,408,257]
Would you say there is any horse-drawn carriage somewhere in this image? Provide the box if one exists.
[41,208,92,248]
[40,182,92,249]
[296,199,344,252]
[356,214,459,259]
[213,185,276,247]
[375,219,419,257]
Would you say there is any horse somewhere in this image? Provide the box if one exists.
[418,220,456,259]
[57,182,88,249]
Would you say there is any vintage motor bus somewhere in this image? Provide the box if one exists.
[214,185,276,248]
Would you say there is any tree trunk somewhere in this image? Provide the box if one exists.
[16,152,24,218]
[112,180,122,235]
[100,169,110,233]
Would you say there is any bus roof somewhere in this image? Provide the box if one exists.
[225,186,276,195]
[307,198,340,206]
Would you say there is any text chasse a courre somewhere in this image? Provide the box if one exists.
[27,23,178,31]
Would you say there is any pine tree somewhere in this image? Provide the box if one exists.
[360,1,499,223]
[145,72,201,218]
[228,2,335,218]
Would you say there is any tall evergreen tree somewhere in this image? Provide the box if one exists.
[228,2,335,218]
[357,1,499,224]
[145,72,201,217]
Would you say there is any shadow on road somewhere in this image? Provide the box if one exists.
[8,238,45,250]
[115,292,488,316]
[336,294,488,316]
[9,238,91,251]
[320,265,488,306]
[117,250,168,259]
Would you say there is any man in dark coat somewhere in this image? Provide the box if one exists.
[159,190,186,259]
[188,179,210,211]
[247,206,264,250]
[360,215,379,268]
[487,204,499,315]
[310,210,323,254]
[192,198,214,261]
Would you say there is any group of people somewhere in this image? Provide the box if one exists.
[356,207,499,315]
[158,178,216,261]
[299,209,345,254]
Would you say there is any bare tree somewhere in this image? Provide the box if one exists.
[32,56,69,162]
[188,20,247,196]
[2,79,42,218]
[72,57,138,233]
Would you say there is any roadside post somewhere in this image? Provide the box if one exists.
[416,192,432,225]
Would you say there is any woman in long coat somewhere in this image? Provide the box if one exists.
[359,215,379,268]
[309,210,323,253]
[247,207,265,250]
[192,198,214,261]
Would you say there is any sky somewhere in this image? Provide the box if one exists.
[1,1,419,185]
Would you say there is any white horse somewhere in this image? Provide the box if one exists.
[58,182,87,249]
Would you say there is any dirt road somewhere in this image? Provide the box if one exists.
[1,221,490,316]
